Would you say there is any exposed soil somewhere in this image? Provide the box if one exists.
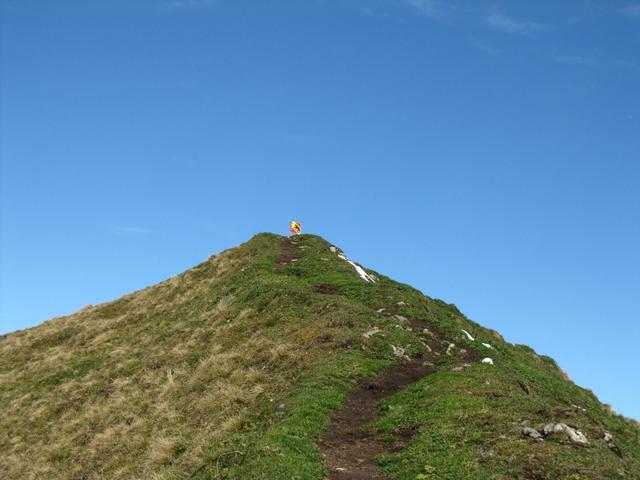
[276,236,302,270]
[314,284,341,295]
[317,357,436,479]
[317,313,479,479]
[523,466,550,480]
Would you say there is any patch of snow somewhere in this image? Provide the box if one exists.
[397,301,406,306]
[346,259,376,282]
[445,342,456,356]
[481,357,494,365]
[461,329,475,341]
[331,247,378,283]
[481,342,493,349]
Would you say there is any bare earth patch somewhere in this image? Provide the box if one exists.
[276,236,302,270]
[317,316,478,479]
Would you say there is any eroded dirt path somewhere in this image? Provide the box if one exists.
[317,356,435,479]
[276,236,303,270]
[317,316,477,480]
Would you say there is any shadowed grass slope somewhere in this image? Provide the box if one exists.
[0,233,638,480]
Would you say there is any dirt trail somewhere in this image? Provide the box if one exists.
[317,354,435,479]
[276,236,302,270]
[317,316,477,480]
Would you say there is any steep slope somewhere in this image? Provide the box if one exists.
[0,233,638,480]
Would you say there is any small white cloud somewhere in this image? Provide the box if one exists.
[620,4,640,17]
[556,55,597,68]
[568,1,605,24]
[160,0,212,10]
[486,13,542,34]
[405,0,440,18]
[362,6,375,17]
[400,0,465,22]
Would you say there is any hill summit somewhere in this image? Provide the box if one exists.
[1,233,638,479]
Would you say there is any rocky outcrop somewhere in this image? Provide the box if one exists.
[522,422,589,446]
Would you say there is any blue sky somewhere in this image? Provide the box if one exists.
[1,0,639,419]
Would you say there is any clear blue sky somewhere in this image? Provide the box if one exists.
[1,0,638,419]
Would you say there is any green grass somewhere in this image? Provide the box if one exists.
[0,233,638,479]
[191,352,391,480]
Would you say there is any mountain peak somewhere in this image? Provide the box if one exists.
[1,233,638,479]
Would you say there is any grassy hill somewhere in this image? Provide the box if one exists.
[1,233,638,479]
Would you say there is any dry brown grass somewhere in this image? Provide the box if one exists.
[0,237,311,480]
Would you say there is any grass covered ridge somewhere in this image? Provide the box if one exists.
[0,233,638,479]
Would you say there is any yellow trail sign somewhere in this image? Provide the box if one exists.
[290,221,302,235]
